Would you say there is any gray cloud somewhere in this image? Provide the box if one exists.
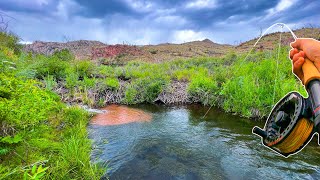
[0,0,58,14]
[0,0,319,45]
[73,0,139,18]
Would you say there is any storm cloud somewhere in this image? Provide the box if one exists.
[1,0,319,45]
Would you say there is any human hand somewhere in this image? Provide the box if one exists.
[289,38,320,82]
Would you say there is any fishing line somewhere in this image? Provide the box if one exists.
[243,23,297,62]
[202,105,213,119]
[272,25,283,106]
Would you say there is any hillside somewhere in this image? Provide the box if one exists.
[23,40,105,59]
[24,38,234,63]
[23,28,320,63]
[236,28,320,52]
[141,39,233,62]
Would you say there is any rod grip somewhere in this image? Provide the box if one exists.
[302,58,320,86]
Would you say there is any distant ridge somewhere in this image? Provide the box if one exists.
[23,28,320,62]
[202,38,214,44]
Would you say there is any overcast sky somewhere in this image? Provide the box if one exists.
[0,0,319,45]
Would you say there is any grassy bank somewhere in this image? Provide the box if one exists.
[13,41,307,119]
[20,45,305,119]
[0,31,307,179]
[0,32,104,179]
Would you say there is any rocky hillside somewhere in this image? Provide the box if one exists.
[23,28,320,63]
[23,40,105,59]
[142,39,233,63]
[23,39,234,63]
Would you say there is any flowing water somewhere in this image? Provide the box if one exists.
[88,104,320,180]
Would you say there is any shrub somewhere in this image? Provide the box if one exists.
[0,74,103,179]
[188,74,218,105]
[82,76,96,88]
[97,65,114,77]
[33,54,68,80]
[104,77,120,90]
[0,74,60,130]
[65,68,79,89]
[124,76,169,104]
[0,32,22,55]
[53,49,74,61]
[75,60,95,78]
[172,69,194,81]
[149,49,157,54]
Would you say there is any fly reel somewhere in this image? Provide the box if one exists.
[253,92,314,156]
[253,58,320,157]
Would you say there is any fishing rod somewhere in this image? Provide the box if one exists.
[252,23,320,157]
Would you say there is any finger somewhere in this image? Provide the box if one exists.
[293,57,305,79]
[292,52,304,63]
[290,39,302,49]
[293,57,304,73]
[289,48,298,59]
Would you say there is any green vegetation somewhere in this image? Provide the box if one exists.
[0,31,307,179]
[104,77,120,90]
[0,33,103,179]
[221,51,306,117]
[95,49,304,119]
[7,41,305,119]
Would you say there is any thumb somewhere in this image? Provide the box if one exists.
[290,39,302,49]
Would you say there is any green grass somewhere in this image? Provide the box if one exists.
[221,49,306,117]
[0,33,104,179]
[104,77,120,90]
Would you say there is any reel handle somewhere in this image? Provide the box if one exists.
[302,58,320,86]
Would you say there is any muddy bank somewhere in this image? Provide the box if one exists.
[53,80,263,119]
[56,80,196,105]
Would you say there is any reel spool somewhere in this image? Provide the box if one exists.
[253,92,314,157]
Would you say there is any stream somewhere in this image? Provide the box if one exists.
[88,104,320,180]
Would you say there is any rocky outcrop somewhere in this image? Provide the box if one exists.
[24,40,105,59]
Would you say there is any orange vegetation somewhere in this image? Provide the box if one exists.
[90,104,152,126]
